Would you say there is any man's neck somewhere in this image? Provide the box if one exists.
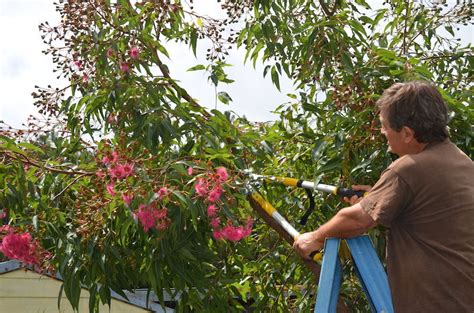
[411,141,429,154]
[398,141,429,157]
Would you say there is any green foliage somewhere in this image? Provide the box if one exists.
[1,0,472,311]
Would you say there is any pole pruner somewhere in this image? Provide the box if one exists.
[243,171,365,265]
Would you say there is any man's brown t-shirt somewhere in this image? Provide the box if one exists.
[360,139,474,312]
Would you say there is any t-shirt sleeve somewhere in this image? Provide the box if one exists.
[359,168,413,227]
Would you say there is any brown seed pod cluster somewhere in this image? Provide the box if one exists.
[184,0,252,62]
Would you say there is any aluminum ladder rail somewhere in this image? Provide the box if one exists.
[314,235,394,313]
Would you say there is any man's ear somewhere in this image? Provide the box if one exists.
[401,126,416,143]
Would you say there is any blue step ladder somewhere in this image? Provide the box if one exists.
[314,235,394,313]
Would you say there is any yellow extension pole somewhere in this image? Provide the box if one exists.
[250,191,322,262]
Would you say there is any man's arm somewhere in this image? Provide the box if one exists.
[293,203,377,259]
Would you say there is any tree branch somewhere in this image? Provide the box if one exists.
[3,151,95,176]
[148,45,211,120]
[402,0,410,55]
[319,0,338,17]
[52,173,89,200]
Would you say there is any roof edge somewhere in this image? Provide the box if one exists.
[0,260,23,273]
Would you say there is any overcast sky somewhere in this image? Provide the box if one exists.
[0,1,472,129]
[0,0,293,129]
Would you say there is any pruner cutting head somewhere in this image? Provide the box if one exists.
[241,169,265,194]
[242,169,253,175]
[241,169,266,182]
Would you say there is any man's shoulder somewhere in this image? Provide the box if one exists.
[387,154,415,173]
[387,140,443,174]
[388,139,473,176]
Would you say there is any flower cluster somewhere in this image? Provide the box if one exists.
[212,220,253,242]
[73,45,141,85]
[194,167,227,203]
[108,45,140,74]
[0,225,50,267]
[98,150,135,197]
[109,163,134,180]
[193,167,252,242]
[95,147,173,234]
[72,59,90,83]
[133,203,170,232]
[133,187,171,232]
[102,152,134,180]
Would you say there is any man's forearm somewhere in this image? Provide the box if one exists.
[293,203,377,258]
[315,204,376,240]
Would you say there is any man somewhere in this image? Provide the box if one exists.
[293,81,474,312]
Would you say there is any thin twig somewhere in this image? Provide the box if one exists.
[52,173,89,201]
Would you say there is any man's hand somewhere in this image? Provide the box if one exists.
[293,230,325,260]
[343,185,372,205]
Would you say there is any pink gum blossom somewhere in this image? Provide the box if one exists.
[122,193,133,207]
[207,204,218,217]
[156,187,169,199]
[129,46,140,59]
[135,205,169,232]
[195,178,208,197]
[0,231,39,265]
[111,151,119,163]
[215,167,228,181]
[207,186,222,203]
[108,114,117,124]
[101,156,111,165]
[212,230,223,240]
[74,60,83,70]
[120,62,130,73]
[221,224,252,242]
[210,217,220,229]
[106,183,116,196]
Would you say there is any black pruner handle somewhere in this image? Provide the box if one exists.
[336,188,365,198]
